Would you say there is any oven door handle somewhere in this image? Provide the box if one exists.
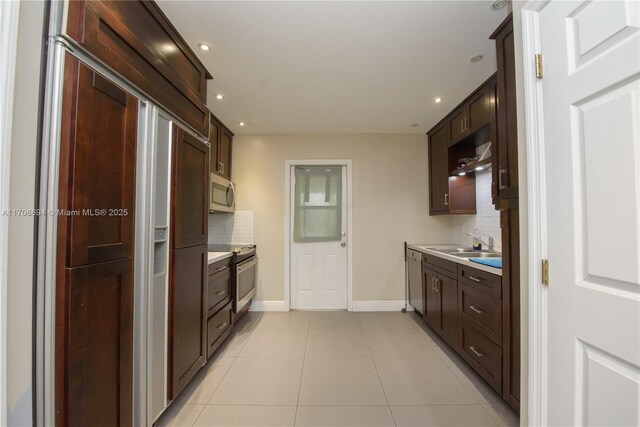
[236,257,257,274]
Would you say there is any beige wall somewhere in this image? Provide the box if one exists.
[6,0,46,424]
[231,134,452,303]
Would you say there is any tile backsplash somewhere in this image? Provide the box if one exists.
[208,211,254,245]
[451,170,502,253]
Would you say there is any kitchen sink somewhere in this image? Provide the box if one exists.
[449,251,501,258]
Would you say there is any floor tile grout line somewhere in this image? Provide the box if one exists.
[360,313,398,427]
[293,321,311,425]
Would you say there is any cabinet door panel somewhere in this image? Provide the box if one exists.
[423,267,441,329]
[59,56,137,267]
[467,85,492,133]
[428,123,449,214]
[495,18,518,199]
[448,108,467,143]
[219,127,233,180]
[169,245,207,398]
[439,274,459,348]
[209,116,220,175]
[56,259,133,427]
[172,126,209,248]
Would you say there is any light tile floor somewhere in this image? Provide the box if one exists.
[157,311,520,427]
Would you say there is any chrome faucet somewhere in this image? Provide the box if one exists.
[467,232,494,251]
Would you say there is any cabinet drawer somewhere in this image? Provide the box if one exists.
[207,270,231,316]
[207,303,233,359]
[208,257,231,279]
[459,265,501,298]
[461,284,502,346]
[461,323,502,393]
[423,254,458,279]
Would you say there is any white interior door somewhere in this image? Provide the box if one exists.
[291,165,347,309]
[538,1,640,425]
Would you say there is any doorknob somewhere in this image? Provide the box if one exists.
[340,241,346,247]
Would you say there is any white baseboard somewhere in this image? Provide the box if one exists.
[351,300,413,312]
[250,301,289,312]
[250,300,414,312]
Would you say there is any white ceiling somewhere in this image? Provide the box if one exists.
[157,1,509,134]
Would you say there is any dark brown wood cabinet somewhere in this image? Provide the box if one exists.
[210,114,234,180]
[206,258,234,358]
[428,122,477,215]
[491,15,519,202]
[65,0,212,136]
[169,123,210,399]
[169,245,207,399]
[491,14,521,412]
[447,80,493,146]
[56,55,137,427]
[428,122,450,214]
[172,126,210,249]
[422,257,459,349]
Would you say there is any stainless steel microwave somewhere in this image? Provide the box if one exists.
[210,173,236,213]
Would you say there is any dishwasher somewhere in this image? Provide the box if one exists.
[406,247,423,315]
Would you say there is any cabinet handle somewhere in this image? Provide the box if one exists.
[468,276,483,283]
[469,346,484,357]
[435,279,440,292]
[215,290,226,296]
[217,322,228,330]
[219,162,225,175]
[215,266,228,272]
[444,194,448,206]
[469,305,484,314]
[499,169,508,190]
[431,277,436,291]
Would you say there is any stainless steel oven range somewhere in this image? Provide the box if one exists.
[208,244,257,318]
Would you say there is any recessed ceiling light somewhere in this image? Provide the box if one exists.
[238,122,245,127]
[475,166,485,171]
[458,172,467,176]
[197,42,211,52]
[215,94,224,100]
[411,123,419,127]
[470,54,484,63]
[491,0,508,11]
[434,97,442,103]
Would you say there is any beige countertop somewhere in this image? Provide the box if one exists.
[208,251,233,265]
[407,243,502,276]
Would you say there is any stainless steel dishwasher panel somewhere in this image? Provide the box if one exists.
[407,249,423,314]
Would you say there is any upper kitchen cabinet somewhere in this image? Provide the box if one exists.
[447,78,494,146]
[428,121,477,216]
[491,14,519,201]
[210,114,234,180]
[172,125,210,249]
[64,0,212,136]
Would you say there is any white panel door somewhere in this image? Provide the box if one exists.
[539,1,640,425]
[291,165,347,309]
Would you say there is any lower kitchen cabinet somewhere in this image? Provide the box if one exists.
[207,302,233,358]
[206,257,234,358]
[421,257,510,400]
[422,256,459,349]
[169,244,207,399]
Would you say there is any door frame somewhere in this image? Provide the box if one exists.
[0,1,21,424]
[521,1,552,425]
[284,159,353,311]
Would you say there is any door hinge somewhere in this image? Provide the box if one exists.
[535,54,544,79]
[541,259,549,285]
